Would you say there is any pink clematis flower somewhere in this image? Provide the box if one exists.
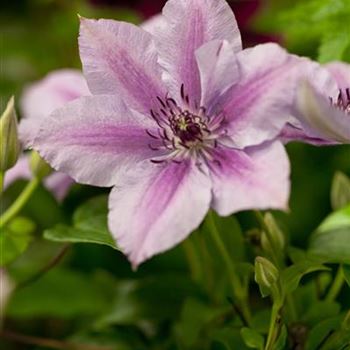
[33,0,323,267]
[4,70,89,201]
[280,61,350,145]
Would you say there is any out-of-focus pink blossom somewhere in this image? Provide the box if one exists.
[281,62,350,145]
[4,70,89,201]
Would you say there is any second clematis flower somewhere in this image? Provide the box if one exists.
[280,61,350,145]
[4,70,89,201]
[297,62,350,144]
[33,0,322,267]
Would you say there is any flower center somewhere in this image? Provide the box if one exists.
[146,85,226,164]
[330,88,350,114]
[171,111,205,144]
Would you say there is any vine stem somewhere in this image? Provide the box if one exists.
[325,266,344,302]
[205,211,252,325]
[0,171,4,194]
[265,303,282,350]
[182,238,201,282]
[0,330,113,350]
[0,177,39,229]
[16,244,70,290]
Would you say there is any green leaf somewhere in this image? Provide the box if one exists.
[73,194,108,223]
[331,172,350,210]
[280,261,329,295]
[318,29,350,63]
[251,310,271,334]
[318,313,350,350]
[308,204,350,264]
[175,298,224,347]
[0,217,35,266]
[302,301,341,326]
[305,316,343,350]
[95,275,200,328]
[44,224,117,249]
[211,329,250,350]
[7,268,115,319]
[308,228,350,264]
[211,341,230,350]
[343,265,350,287]
[240,328,264,350]
[287,246,307,264]
[44,195,118,249]
[317,204,350,232]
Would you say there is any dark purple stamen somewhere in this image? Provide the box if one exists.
[330,88,350,113]
[146,85,227,165]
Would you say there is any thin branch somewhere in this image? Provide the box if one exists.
[16,244,70,290]
[0,330,113,350]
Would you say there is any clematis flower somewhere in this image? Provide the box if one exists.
[33,0,322,267]
[280,61,350,145]
[4,70,89,201]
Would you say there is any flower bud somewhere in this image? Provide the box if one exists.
[264,213,285,252]
[30,151,52,180]
[0,97,21,171]
[255,256,279,298]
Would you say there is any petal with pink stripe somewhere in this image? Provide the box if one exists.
[108,160,211,267]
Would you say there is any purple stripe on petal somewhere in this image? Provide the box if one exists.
[221,44,337,148]
[153,0,241,104]
[34,95,162,187]
[79,18,165,114]
[108,160,211,267]
[209,141,290,216]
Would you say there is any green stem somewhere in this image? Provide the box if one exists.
[0,329,113,350]
[0,177,39,229]
[205,212,252,325]
[265,303,282,350]
[0,171,4,194]
[325,267,344,302]
[182,238,201,282]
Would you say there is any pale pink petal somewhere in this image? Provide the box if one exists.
[209,141,290,216]
[108,160,212,267]
[20,69,89,120]
[44,173,75,202]
[297,81,350,143]
[3,156,31,189]
[153,0,241,104]
[79,18,165,114]
[34,95,162,187]
[279,123,335,146]
[195,40,239,111]
[326,62,350,89]
[19,69,89,148]
[140,14,166,36]
[222,44,338,148]
[3,155,74,201]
